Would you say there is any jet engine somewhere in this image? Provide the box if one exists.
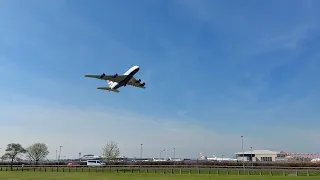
[140,82,145,86]
[135,79,141,83]
[100,73,106,79]
[112,73,118,78]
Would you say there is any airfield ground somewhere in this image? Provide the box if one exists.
[1,172,320,180]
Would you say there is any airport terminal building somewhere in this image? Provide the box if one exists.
[234,150,287,162]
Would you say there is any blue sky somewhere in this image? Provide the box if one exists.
[1,0,320,159]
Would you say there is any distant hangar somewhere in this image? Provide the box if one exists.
[234,150,287,162]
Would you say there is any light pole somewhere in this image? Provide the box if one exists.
[58,146,63,161]
[241,136,245,170]
[173,148,176,167]
[160,149,165,159]
[140,144,143,167]
[250,147,253,169]
[140,144,143,160]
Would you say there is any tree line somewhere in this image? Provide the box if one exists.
[1,142,320,168]
[0,141,120,169]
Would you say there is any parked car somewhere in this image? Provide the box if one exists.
[86,160,106,167]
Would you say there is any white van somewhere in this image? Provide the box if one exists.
[86,160,106,167]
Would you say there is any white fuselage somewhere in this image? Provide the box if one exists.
[200,153,237,161]
[109,65,140,89]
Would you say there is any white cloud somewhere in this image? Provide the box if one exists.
[0,91,246,159]
[1,89,319,160]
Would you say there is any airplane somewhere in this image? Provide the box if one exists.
[200,153,237,162]
[84,65,146,93]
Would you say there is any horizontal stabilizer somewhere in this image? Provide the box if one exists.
[97,87,120,93]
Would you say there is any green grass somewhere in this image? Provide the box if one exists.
[1,167,320,180]
[0,172,320,180]
[2,167,320,176]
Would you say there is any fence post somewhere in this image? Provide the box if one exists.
[180,169,182,174]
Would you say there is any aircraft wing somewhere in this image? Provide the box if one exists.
[127,77,146,89]
[84,74,127,83]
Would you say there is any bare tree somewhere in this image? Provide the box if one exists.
[1,143,26,170]
[26,143,49,165]
[102,141,120,161]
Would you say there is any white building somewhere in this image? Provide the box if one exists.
[234,150,286,162]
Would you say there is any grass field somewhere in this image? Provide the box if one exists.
[2,166,320,176]
[1,172,320,180]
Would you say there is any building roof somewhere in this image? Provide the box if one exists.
[234,150,279,155]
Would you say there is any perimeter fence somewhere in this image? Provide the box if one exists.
[1,165,320,176]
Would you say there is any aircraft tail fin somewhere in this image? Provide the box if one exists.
[200,153,206,160]
[97,87,120,93]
